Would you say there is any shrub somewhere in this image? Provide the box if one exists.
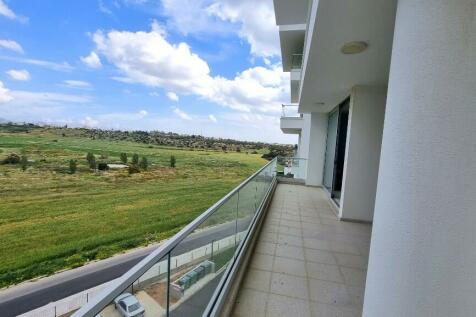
[128,164,140,174]
[69,160,77,174]
[100,152,108,159]
[86,152,95,164]
[170,155,176,168]
[98,162,109,171]
[120,153,128,164]
[132,153,139,165]
[2,153,20,164]
[20,156,28,171]
[139,156,148,170]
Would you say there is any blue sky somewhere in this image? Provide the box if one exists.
[0,0,296,144]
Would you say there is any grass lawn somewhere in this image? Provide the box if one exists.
[0,129,266,288]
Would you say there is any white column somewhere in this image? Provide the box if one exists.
[340,86,386,222]
[305,112,327,186]
[364,1,476,316]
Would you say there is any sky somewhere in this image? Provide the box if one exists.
[0,0,296,144]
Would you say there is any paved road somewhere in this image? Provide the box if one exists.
[0,219,251,317]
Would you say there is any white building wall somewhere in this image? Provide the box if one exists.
[364,1,476,315]
[297,113,311,160]
[339,86,386,222]
[305,112,327,186]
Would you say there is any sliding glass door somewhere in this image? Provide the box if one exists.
[323,110,338,190]
[323,98,349,205]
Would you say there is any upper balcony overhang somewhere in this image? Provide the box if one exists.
[274,0,309,25]
[279,24,306,72]
[298,0,397,113]
[280,116,303,134]
[280,104,303,134]
[273,0,309,72]
[290,68,301,103]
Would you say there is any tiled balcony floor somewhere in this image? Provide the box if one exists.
[232,184,371,317]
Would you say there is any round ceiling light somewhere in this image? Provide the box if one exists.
[341,41,368,54]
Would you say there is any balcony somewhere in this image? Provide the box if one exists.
[290,54,303,103]
[32,159,369,317]
[280,104,303,134]
[232,184,370,316]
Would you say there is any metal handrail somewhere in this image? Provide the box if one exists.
[72,157,277,317]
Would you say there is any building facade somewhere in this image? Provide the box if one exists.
[276,0,476,315]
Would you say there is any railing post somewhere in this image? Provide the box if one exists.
[166,253,171,317]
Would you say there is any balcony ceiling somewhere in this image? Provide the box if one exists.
[299,0,397,113]
[273,0,309,25]
[279,24,306,72]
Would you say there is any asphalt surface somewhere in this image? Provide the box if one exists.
[0,218,251,317]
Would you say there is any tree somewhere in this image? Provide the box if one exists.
[69,160,77,174]
[86,152,95,165]
[20,155,28,171]
[170,155,176,168]
[120,153,128,164]
[86,152,96,170]
[139,156,148,170]
[132,153,139,165]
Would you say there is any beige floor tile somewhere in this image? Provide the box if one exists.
[260,231,278,243]
[334,253,367,269]
[250,253,274,271]
[255,241,277,256]
[266,294,311,317]
[340,267,367,286]
[308,279,353,307]
[306,262,344,283]
[273,256,306,277]
[243,268,272,292]
[310,302,359,317]
[233,184,372,317]
[233,289,268,317]
[304,248,336,265]
[276,244,305,260]
[270,272,309,300]
[277,233,303,247]
[279,225,302,237]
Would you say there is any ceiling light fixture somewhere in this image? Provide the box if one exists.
[341,41,368,54]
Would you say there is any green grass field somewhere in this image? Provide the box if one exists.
[0,129,266,288]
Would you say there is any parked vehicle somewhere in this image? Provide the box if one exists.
[114,293,145,317]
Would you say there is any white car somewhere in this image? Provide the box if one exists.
[114,293,145,317]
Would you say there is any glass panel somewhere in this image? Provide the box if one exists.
[168,192,239,316]
[95,254,169,317]
[323,110,339,190]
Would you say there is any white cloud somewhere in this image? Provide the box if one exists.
[160,0,234,36]
[0,39,24,54]
[173,107,192,121]
[207,0,280,57]
[0,56,73,72]
[0,81,13,103]
[63,80,92,89]
[90,22,288,114]
[0,0,27,22]
[81,116,99,128]
[80,51,102,69]
[6,69,30,81]
[166,91,179,101]
[161,0,279,58]
[138,110,148,117]
[208,114,217,123]
[149,92,160,97]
